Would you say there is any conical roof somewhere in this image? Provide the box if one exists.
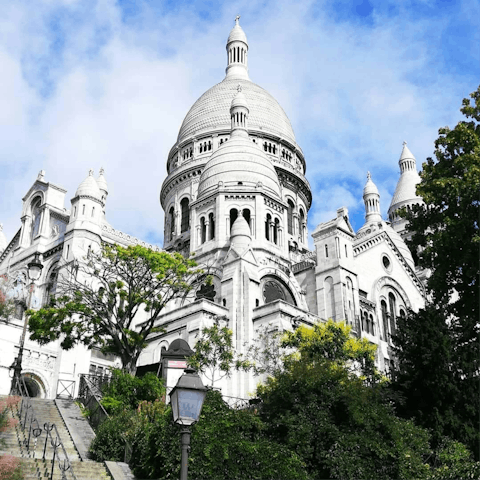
[389,143,423,211]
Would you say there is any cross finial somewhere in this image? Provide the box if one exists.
[235,15,240,25]
[99,167,105,176]
[403,141,407,146]
[89,169,94,176]
[367,171,371,180]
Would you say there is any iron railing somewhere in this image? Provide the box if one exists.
[77,373,132,462]
[13,375,77,480]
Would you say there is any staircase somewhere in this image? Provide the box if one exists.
[1,395,111,480]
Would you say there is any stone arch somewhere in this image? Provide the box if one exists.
[260,274,296,306]
[22,372,48,398]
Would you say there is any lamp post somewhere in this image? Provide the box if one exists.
[170,367,207,480]
[10,252,43,394]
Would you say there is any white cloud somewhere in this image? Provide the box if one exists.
[0,0,478,248]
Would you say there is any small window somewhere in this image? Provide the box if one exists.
[325,245,328,258]
[345,244,348,257]
[91,207,95,217]
[82,204,85,215]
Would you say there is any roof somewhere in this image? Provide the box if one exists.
[176,77,297,146]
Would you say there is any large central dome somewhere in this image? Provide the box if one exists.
[177,78,296,145]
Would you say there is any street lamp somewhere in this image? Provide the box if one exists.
[10,252,43,394]
[170,367,207,480]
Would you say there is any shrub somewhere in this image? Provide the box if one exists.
[0,396,24,480]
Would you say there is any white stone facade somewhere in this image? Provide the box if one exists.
[0,19,426,401]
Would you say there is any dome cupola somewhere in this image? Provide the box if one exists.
[75,169,102,200]
[226,16,249,80]
[197,91,281,199]
[363,172,382,223]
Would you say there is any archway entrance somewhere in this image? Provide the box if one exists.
[21,373,46,398]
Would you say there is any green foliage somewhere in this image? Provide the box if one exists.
[404,86,480,322]
[27,244,202,373]
[244,324,285,377]
[393,86,480,460]
[188,316,251,386]
[100,370,165,414]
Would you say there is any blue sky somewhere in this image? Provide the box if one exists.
[0,0,478,248]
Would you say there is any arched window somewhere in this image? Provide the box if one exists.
[265,213,271,241]
[30,197,42,242]
[273,218,280,245]
[388,292,397,337]
[44,264,58,306]
[208,213,215,240]
[299,208,305,243]
[287,200,294,235]
[381,300,388,341]
[168,207,175,241]
[229,208,238,233]
[324,276,335,320]
[180,198,190,233]
[369,314,375,335]
[243,209,251,230]
[200,217,206,244]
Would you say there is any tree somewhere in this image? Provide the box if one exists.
[256,320,479,479]
[188,315,250,386]
[404,85,479,333]
[393,86,480,459]
[0,274,17,321]
[92,390,309,480]
[27,244,202,374]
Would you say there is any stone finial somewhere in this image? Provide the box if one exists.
[0,223,3,232]
[37,170,45,180]
[88,169,94,176]
[367,171,371,180]
[99,167,105,176]
[235,15,241,25]
[403,140,407,146]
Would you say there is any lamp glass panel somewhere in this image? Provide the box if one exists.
[29,265,42,281]
[177,389,206,423]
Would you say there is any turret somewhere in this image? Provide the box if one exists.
[230,84,249,138]
[225,16,249,80]
[363,172,382,224]
[388,142,424,238]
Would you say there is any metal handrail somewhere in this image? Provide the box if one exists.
[13,375,77,480]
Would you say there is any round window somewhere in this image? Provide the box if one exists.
[382,255,392,272]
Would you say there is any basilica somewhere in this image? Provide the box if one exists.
[0,19,425,400]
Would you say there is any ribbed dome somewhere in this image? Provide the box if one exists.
[75,170,102,199]
[177,78,296,145]
[197,135,281,199]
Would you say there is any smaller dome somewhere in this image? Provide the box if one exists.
[97,167,108,194]
[197,136,281,199]
[0,224,7,253]
[231,88,248,110]
[75,170,102,199]
[227,16,248,44]
[363,172,379,196]
[231,214,251,238]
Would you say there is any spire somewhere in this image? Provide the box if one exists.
[230,84,249,137]
[363,172,382,223]
[399,141,417,174]
[225,16,249,80]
